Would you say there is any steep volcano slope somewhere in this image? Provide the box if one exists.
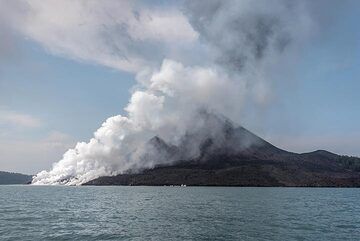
[85,117,360,187]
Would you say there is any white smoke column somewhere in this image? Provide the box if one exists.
[184,0,314,106]
[31,0,316,185]
[32,60,247,184]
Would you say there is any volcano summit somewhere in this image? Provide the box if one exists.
[85,115,360,187]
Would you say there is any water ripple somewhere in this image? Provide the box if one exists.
[0,186,359,240]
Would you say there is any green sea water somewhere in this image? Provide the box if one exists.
[0,186,359,240]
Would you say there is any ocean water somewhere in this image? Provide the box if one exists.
[0,186,359,241]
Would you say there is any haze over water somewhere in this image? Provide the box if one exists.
[0,186,359,241]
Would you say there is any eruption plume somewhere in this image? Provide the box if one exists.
[26,0,318,185]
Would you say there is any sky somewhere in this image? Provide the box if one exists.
[0,0,360,175]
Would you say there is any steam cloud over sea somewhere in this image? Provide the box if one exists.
[1,0,324,185]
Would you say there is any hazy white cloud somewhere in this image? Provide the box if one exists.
[0,110,42,128]
[1,0,198,72]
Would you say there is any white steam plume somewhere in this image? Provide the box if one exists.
[27,0,317,185]
[32,60,248,184]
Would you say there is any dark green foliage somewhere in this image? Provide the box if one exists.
[0,171,32,185]
[337,156,360,171]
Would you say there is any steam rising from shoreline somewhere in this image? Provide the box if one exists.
[27,0,316,185]
[32,60,248,184]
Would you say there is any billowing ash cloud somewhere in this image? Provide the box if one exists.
[32,60,248,184]
[184,0,312,72]
[27,0,316,185]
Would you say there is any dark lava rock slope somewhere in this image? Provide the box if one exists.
[85,118,360,187]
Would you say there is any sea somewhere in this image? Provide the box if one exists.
[0,186,359,241]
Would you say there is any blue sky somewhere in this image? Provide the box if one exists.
[260,9,360,156]
[0,0,359,174]
[1,41,134,139]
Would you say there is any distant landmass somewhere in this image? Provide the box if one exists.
[0,171,32,185]
[85,114,360,187]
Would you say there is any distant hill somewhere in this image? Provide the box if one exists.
[0,171,32,185]
[85,114,360,187]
